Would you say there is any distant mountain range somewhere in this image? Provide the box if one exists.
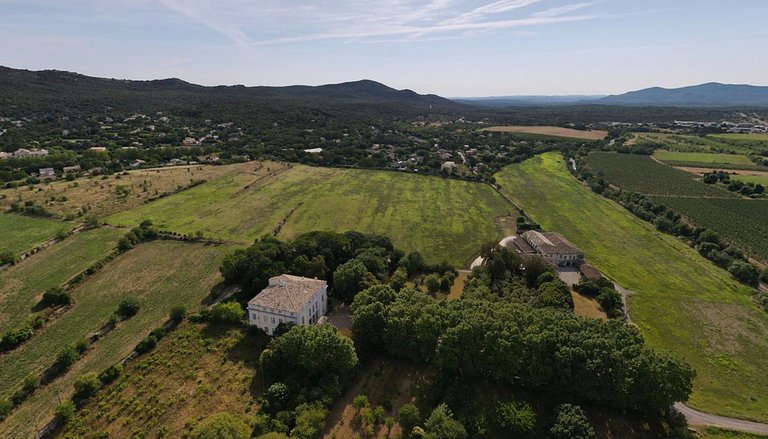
[457,83,768,108]
[0,66,462,118]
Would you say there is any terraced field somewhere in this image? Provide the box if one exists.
[107,165,512,267]
[0,213,73,257]
[0,227,122,330]
[0,241,232,439]
[0,162,278,218]
[494,153,768,422]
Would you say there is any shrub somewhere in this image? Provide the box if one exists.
[135,335,158,354]
[549,404,595,439]
[399,403,421,434]
[42,287,71,306]
[0,251,18,266]
[73,372,101,401]
[190,412,250,439]
[116,298,140,318]
[54,400,76,424]
[0,398,12,421]
[1,324,34,350]
[54,345,79,373]
[424,404,467,439]
[496,400,535,436]
[98,364,123,384]
[264,382,290,413]
[208,301,244,325]
[292,402,329,439]
[170,305,187,321]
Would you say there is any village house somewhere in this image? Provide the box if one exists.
[520,230,584,267]
[38,167,55,177]
[62,165,81,173]
[182,136,198,146]
[0,151,11,159]
[247,274,328,336]
[89,146,108,153]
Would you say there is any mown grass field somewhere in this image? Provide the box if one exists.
[732,174,768,186]
[494,153,768,422]
[653,151,754,166]
[0,213,73,257]
[0,227,122,330]
[585,152,738,197]
[652,197,768,261]
[107,165,512,267]
[62,322,265,439]
[0,241,232,439]
[480,125,607,140]
[0,162,279,218]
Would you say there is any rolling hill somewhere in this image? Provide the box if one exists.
[596,82,768,107]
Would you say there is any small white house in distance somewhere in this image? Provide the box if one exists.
[247,274,328,335]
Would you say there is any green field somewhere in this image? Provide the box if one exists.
[654,151,754,166]
[652,197,768,261]
[494,153,768,422]
[107,165,512,267]
[0,213,74,257]
[0,227,122,331]
[0,241,232,439]
[732,174,768,186]
[710,133,768,142]
[631,132,768,156]
[585,152,738,197]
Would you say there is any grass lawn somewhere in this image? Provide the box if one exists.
[0,213,73,257]
[0,241,233,439]
[0,227,122,330]
[62,322,266,439]
[698,427,768,438]
[654,151,754,166]
[494,152,768,422]
[107,165,512,267]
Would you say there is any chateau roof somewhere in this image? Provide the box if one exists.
[248,274,326,314]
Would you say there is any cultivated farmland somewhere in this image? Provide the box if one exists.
[0,162,282,218]
[585,152,739,197]
[494,152,768,422]
[480,125,607,140]
[652,197,768,261]
[61,322,265,438]
[107,165,512,267]
[0,213,73,257]
[0,241,232,439]
[710,133,768,142]
[653,151,754,166]
[0,227,122,330]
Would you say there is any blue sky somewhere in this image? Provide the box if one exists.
[1,0,766,96]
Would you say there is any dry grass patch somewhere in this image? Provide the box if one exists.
[480,125,607,140]
[571,292,607,320]
[0,162,285,218]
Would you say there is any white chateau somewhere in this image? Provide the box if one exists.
[247,274,327,335]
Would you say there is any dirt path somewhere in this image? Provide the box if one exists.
[674,403,768,435]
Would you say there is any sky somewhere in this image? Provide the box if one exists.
[1,0,767,96]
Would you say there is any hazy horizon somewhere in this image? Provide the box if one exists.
[2,0,767,96]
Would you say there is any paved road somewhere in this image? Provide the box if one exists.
[674,403,768,435]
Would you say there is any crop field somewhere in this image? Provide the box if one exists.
[0,213,73,257]
[652,197,768,261]
[0,241,232,439]
[480,125,607,140]
[62,322,265,439]
[731,174,768,186]
[710,133,768,142]
[494,152,768,422]
[0,162,280,218]
[0,227,122,330]
[630,132,768,156]
[107,165,512,267]
[585,152,739,197]
[653,151,754,166]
